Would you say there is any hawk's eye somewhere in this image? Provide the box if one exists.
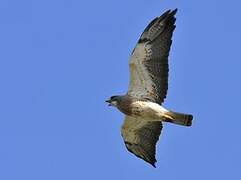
[111,96,116,100]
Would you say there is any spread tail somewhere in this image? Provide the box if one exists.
[164,111,193,126]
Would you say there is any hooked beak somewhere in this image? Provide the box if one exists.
[105,99,112,106]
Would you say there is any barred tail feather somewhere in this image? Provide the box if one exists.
[164,111,193,126]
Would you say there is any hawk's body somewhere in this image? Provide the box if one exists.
[116,96,169,120]
[106,9,193,167]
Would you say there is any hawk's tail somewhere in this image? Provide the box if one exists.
[164,111,193,126]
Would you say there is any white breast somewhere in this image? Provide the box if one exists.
[131,101,169,120]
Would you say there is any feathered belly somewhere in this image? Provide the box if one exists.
[128,101,169,120]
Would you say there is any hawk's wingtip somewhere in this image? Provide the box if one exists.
[149,160,157,168]
[170,8,178,16]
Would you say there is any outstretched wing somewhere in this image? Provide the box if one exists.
[121,116,162,167]
[128,9,177,105]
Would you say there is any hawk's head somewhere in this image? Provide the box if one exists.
[105,96,122,107]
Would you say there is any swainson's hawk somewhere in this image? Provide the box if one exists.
[106,9,193,167]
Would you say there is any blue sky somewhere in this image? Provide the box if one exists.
[0,0,241,179]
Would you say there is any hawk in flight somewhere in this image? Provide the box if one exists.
[106,9,193,167]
